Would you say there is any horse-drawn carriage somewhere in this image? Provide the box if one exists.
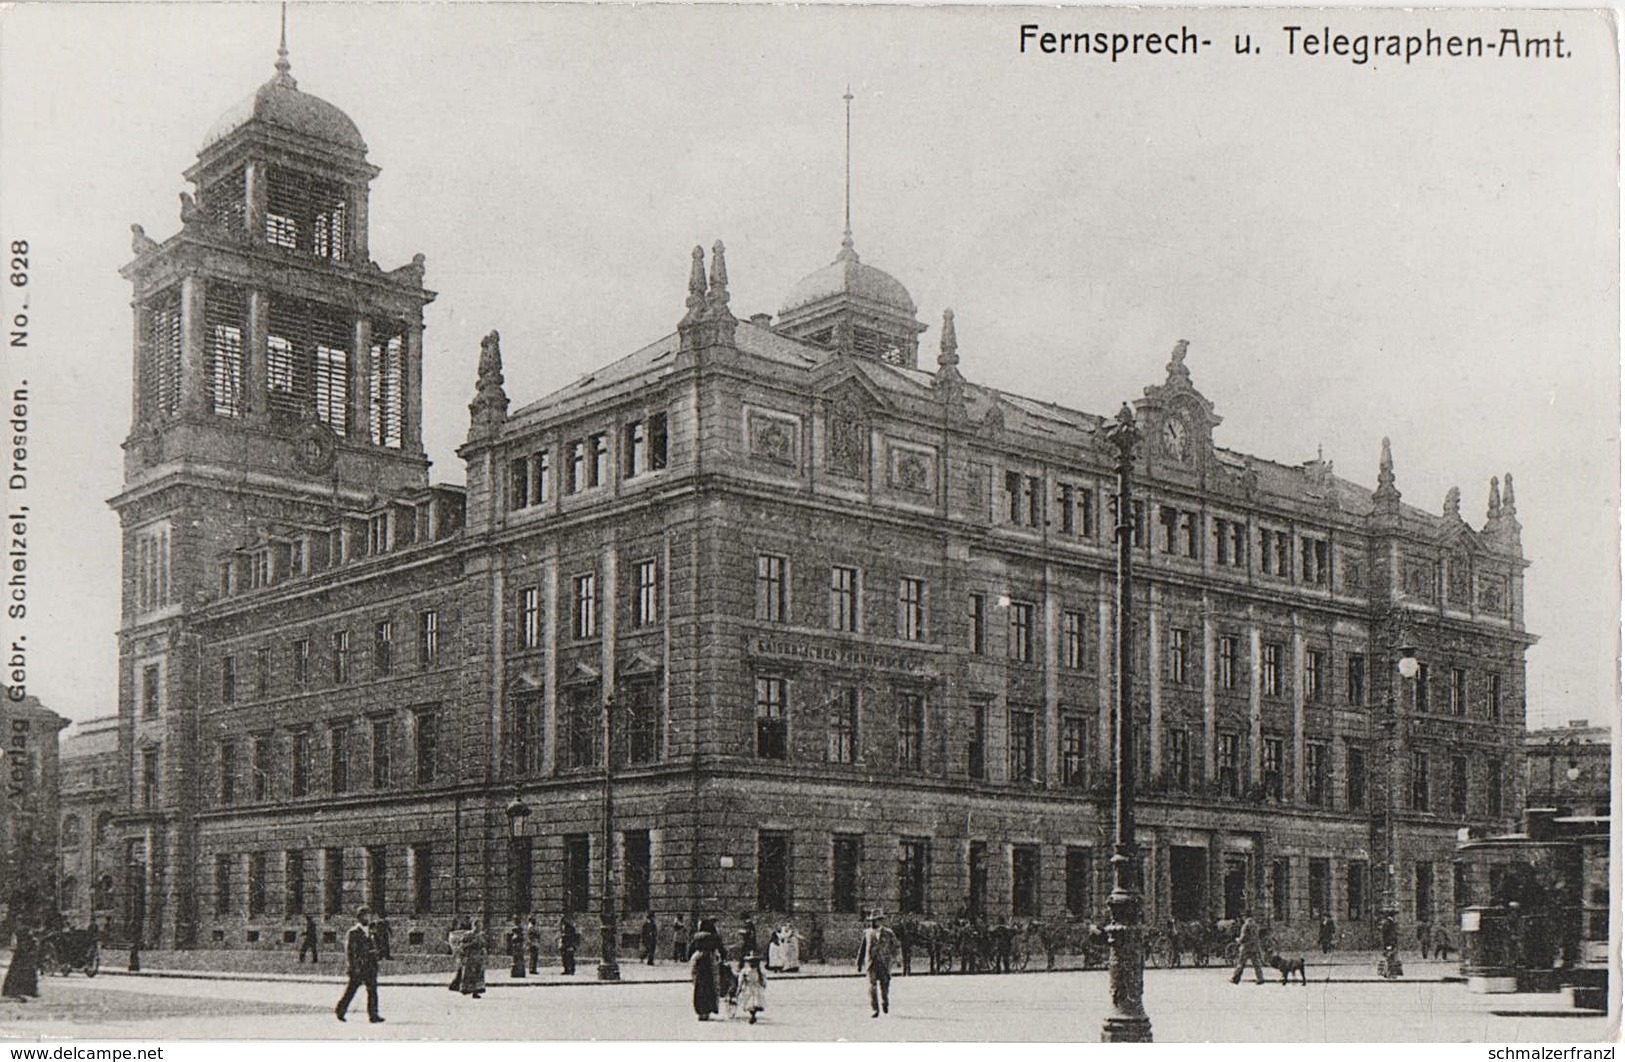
[37,927,101,977]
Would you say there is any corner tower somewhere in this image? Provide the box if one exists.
[108,31,434,947]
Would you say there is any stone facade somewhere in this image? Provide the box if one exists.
[1523,722,1610,818]
[108,50,1534,956]
[57,715,122,932]
[1,688,68,933]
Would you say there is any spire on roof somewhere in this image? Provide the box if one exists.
[1486,476,1503,523]
[933,308,965,406]
[938,308,958,369]
[1443,486,1462,522]
[1373,436,1402,509]
[681,245,707,326]
[467,329,509,441]
[1503,472,1517,517]
[273,2,297,88]
[706,240,732,319]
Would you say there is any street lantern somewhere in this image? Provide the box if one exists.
[598,693,622,982]
[504,792,531,839]
[1100,402,1152,1043]
[504,791,531,979]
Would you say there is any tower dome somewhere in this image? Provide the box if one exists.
[781,239,916,317]
[776,236,925,367]
[202,74,367,154]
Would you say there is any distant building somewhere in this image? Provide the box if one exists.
[58,716,123,931]
[1524,721,1610,818]
[109,41,1535,954]
[1,688,69,931]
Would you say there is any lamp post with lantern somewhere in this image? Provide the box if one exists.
[1379,630,1419,976]
[598,692,622,982]
[503,791,531,978]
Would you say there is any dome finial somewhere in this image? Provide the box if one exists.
[273,2,297,87]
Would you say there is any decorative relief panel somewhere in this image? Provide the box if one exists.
[1338,550,1365,595]
[745,407,800,468]
[1477,574,1507,616]
[1402,558,1436,603]
[1446,553,1471,607]
[823,399,867,478]
[887,442,936,496]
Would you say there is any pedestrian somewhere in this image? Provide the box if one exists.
[740,914,758,958]
[1228,911,1265,985]
[299,914,320,963]
[671,916,689,963]
[856,909,899,1018]
[1416,920,1432,959]
[736,952,767,1024]
[558,916,579,975]
[99,916,114,950]
[373,914,392,961]
[1433,923,1455,961]
[526,916,542,974]
[454,918,487,998]
[1317,913,1337,954]
[779,922,801,972]
[2,925,41,1002]
[508,915,527,978]
[334,908,384,1023]
[638,912,658,965]
[446,918,468,991]
[688,917,727,1021]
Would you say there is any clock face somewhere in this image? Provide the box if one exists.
[1161,418,1189,461]
[293,422,337,475]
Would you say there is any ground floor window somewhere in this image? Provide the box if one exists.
[832,836,861,914]
[758,832,792,912]
[1012,845,1040,917]
[899,837,930,914]
[564,834,590,914]
[1347,860,1366,922]
[623,830,651,913]
[1065,847,1092,918]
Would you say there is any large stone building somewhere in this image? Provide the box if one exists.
[57,716,123,931]
[108,46,1535,955]
[1524,721,1610,819]
[1,688,68,932]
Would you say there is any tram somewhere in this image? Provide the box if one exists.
[1455,808,1609,1010]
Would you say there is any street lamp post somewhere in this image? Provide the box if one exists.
[1101,403,1152,1043]
[504,791,530,978]
[598,693,621,982]
[1379,632,1418,976]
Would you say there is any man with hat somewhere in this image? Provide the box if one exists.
[855,908,900,1018]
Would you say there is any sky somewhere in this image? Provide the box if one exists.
[0,3,1617,731]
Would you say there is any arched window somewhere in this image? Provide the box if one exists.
[60,814,83,848]
[61,876,79,908]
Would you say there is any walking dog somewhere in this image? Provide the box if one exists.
[1267,952,1308,985]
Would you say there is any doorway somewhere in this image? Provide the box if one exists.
[1170,846,1208,922]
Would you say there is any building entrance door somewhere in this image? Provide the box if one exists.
[1223,855,1248,920]
[1170,846,1207,922]
[124,840,146,944]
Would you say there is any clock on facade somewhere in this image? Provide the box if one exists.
[293,421,337,475]
[1161,417,1189,461]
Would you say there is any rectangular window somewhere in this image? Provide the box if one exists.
[625,419,648,478]
[757,832,792,912]
[1301,537,1329,584]
[1012,845,1041,917]
[1169,728,1191,791]
[756,555,788,623]
[220,655,237,705]
[415,708,438,785]
[1415,663,1431,712]
[219,741,237,806]
[1411,750,1431,811]
[1219,732,1240,797]
[1181,511,1199,558]
[142,664,162,717]
[248,852,267,917]
[1065,847,1093,918]
[898,838,929,915]
[214,854,233,916]
[1009,709,1035,783]
[567,441,586,494]
[517,587,542,650]
[1488,673,1503,722]
[830,566,860,632]
[626,681,658,766]
[512,691,541,777]
[509,456,531,510]
[371,719,391,789]
[1061,715,1087,789]
[330,724,349,794]
[1063,611,1086,670]
[418,610,439,666]
[1347,746,1367,810]
[589,433,608,487]
[1305,743,1326,806]
[1450,668,1468,717]
[1488,756,1504,817]
[1005,471,1023,524]
[1347,861,1367,922]
[1270,858,1290,922]
[255,646,270,698]
[968,593,987,654]
[573,574,598,639]
[1131,499,1147,549]
[1009,602,1034,663]
[565,685,599,769]
[897,577,926,641]
[366,846,387,914]
[1451,754,1469,816]
[332,630,350,684]
[374,620,393,675]
[1158,505,1180,554]
[1308,858,1331,918]
[411,843,433,916]
[1168,628,1190,684]
[294,639,311,685]
[623,830,652,913]
[1058,483,1075,535]
[531,451,550,504]
[1263,737,1284,800]
[755,677,788,760]
[968,841,988,919]
[1305,649,1325,702]
[285,850,306,916]
[324,848,345,917]
[832,836,861,914]
[827,687,858,765]
[897,692,926,772]
[252,734,271,802]
[1217,636,1238,690]
[1263,643,1283,697]
[291,729,310,798]
[1414,862,1434,922]
[649,413,668,471]
[635,559,659,627]
[1347,654,1366,706]
[968,702,987,780]
[1078,487,1096,539]
[563,834,590,914]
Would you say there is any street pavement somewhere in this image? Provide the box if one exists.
[0,959,1611,1041]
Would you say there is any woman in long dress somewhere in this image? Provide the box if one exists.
[688,918,727,1020]
[1,927,40,1001]
[458,919,488,998]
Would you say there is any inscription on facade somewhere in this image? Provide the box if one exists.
[748,636,929,674]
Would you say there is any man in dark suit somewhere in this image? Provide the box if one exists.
[335,908,384,1023]
[855,910,900,1018]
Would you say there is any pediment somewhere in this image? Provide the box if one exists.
[619,650,661,678]
[812,361,891,412]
